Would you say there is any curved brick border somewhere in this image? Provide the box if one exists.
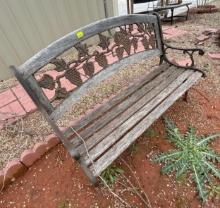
[0,134,60,191]
[208,52,220,60]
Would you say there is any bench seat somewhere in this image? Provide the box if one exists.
[68,64,202,176]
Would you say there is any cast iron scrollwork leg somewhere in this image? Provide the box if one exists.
[163,42,206,77]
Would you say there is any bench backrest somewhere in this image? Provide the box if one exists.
[11,14,164,123]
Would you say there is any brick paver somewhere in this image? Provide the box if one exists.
[208,52,220,60]
[19,96,36,113]
[11,85,28,99]
[0,89,16,108]
[0,100,26,128]
[163,27,188,39]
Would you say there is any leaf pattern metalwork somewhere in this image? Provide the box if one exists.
[113,32,121,45]
[64,69,83,86]
[137,23,145,33]
[119,27,128,35]
[55,87,68,99]
[75,43,89,58]
[50,58,67,72]
[38,74,55,90]
[141,37,149,50]
[132,38,138,52]
[123,41,132,55]
[98,33,110,50]
[128,24,133,33]
[36,20,159,103]
[83,62,94,77]
[95,52,108,68]
[115,47,124,60]
[149,35,156,49]
[114,31,131,55]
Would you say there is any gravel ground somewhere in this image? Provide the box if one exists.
[0,0,220,170]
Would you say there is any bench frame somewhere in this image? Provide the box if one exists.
[10,13,205,184]
[154,3,192,25]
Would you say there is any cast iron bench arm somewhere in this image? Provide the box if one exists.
[162,42,206,77]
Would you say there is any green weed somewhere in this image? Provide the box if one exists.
[58,201,69,208]
[101,165,124,185]
[153,118,220,202]
[144,128,158,138]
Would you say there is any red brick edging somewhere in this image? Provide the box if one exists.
[0,135,60,191]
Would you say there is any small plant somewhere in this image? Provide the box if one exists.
[58,201,69,208]
[129,143,139,155]
[101,165,124,185]
[153,118,220,202]
[207,182,220,200]
[144,128,158,138]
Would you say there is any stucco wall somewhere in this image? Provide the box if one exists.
[0,0,114,80]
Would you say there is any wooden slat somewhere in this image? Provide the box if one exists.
[64,64,169,140]
[84,69,196,166]
[50,49,161,121]
[19,14,160,79]
[92,71,202,176]
[69,65,175,147]
[76,66,182,154]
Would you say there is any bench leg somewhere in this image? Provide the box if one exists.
[186,5,190,21]
[171,9,174,25]
[183,90,188,102]
[80,159,98,185]
[159,55,164,65]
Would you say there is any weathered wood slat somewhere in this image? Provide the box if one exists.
[69,65,175,147]
[64,64,169,139]
[92,71,202,176]
[19,14,161,79]
[84,69,196,166]
[51,49,161,121]
[76,66,182,154]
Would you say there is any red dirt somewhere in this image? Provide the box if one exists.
[0,83,220,207]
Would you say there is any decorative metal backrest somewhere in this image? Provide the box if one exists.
[12,14,163,121]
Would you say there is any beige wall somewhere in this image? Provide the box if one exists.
[0,0,114,80]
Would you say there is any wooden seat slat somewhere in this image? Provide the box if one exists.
[91,71,202,176]
[64,64,168,140]
[75,66,182,155]
[84,69,193,166]
[69,64,173,147]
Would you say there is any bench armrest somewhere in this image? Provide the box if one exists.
[163,42,206,77]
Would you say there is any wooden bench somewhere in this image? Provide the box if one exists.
[10,13,205,184]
